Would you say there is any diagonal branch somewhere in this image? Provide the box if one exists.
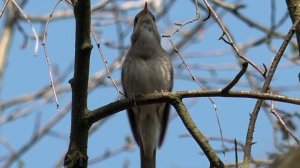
[203,0,265,78]
[172,97,225,168]
[242,18,300,168]
[286,0,300,57]
[222,62,248,92]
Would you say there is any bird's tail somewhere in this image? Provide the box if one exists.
[140,148,156,168]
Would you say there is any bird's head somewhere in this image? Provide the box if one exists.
[131,2,161,44]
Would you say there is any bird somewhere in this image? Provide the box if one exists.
[121,2,173,168]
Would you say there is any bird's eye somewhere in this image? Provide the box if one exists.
[151,13,156,22]
[134,16,138,26]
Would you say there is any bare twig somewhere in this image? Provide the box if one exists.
[235,139,238,168]
[162,0,200,38]
[41,0,63,110]
[41,47,59,110]
[170,39,225,150]
[1,94,56,124]
[270,102,300,144]
[0,0,10,18]
[11,0,39,55]
[203,0,265,78]
[170,40,217,110]
[91,29,122,98]
[222,62,248,92]
[211,0,288,39]
[0,136,16,155]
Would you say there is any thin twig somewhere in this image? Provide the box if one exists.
[222,62,248,92]
[1,92,57,124]
[170,40,217,110]
[169,38,227,156]
[0,63,72,111]
[91,29,123,98]
[43,0,62,42]
[0,0,10,18]
[11,0,39,55]
[181,135,245,151]
[211,0,287,39]
[41,0,63,110]
[0,136,16,154]
[41,47,60,110]
[270,101,300,144]
[16,22,30,48]
[235,139,238,168]
[162,0,200,38]
[203,0,265,78]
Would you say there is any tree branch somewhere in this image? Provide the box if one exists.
[86,88,300,167]
[172,97,225,168]
[286,0,300,57]
[64,0,92,167]
[222,62,248,92]
[242,17,300,168]
[87,90,300,124]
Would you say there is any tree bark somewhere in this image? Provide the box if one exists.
[286,0,300,57]
[64,0,93,167]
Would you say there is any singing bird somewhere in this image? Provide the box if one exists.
[121,2,173,168]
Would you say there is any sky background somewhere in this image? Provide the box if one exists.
[1,0,299,168]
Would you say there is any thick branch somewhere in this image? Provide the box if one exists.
[242,18,300,168]
[286,0,300,56]
[87,90,300,124]
[64,0,92,168]
[86,89,300,167]
[172,97,225,168]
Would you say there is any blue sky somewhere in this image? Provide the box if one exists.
[1,0,299,168]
